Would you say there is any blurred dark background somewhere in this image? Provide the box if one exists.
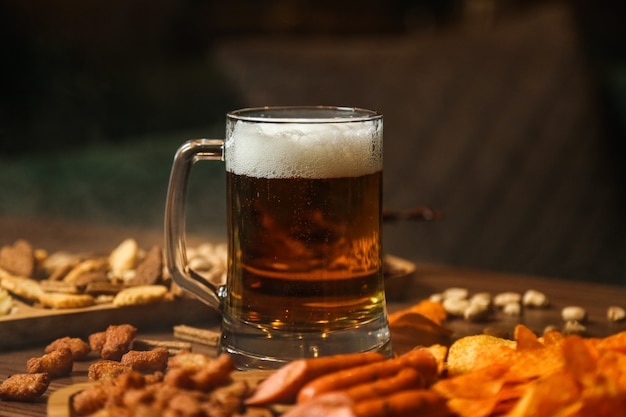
[1,0,625,284]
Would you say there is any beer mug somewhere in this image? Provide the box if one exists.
[165,106,391,369]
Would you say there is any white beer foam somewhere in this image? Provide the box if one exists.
[226,121,382,179]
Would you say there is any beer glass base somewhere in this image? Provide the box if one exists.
[219,317,392,370]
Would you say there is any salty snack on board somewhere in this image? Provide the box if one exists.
[45,336,91,361]
[0,239,35,278]
[0,288,13,315]
[100,324,137,360]
[62,258,109,284]
[120,347,170,372]
[112,284,168,307]
[26,347,73,377]
[164,352,234,391]
[0,273,43,302]
[0,372,50,402]
[108,237,139,280]
[126,245,163,286]
[0,238,168,314]
[88,331,107,355]
[38,292,95,309]
[38,279,81,294]
[73,351,248,417]
[74,371,147,415]
[41,250,82,280]
[73,271,110,287]
[88,360,132,381]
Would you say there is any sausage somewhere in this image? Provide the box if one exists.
[353,389,451,417]
[342,368,424,402]
[282,392,354,417]
[283,390,451,417]
[297,348,437,403]
[246,351,386,405]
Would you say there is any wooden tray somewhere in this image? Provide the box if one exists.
[383,254,417,301]
[0,297,218,350]
[1,255,415,350]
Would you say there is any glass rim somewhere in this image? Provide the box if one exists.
[227,106,382,123]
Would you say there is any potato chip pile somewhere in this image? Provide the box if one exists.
[433,324,626,417]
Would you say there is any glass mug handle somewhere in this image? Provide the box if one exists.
[164,138,224,311]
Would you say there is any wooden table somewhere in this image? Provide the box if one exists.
[2,261,626,416]
[1,216,626,415]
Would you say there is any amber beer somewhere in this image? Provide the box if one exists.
[219,108,390,367]
[226,172,383,329]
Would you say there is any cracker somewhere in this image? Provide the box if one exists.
[38,292,95,309]
[43,251,82,280]
[0,239,35,277]
[0,272,44,302]
[109,238,139,279]
[132,338,192,355]
[112,285,168,307]
[173,324,220,347]
[63,258,109,284]
[0,288,13,315]
[84,281,125,295]
[39,280,81,294]
[47,263,75,282]
[126,245,162,286]
[73,271,110,287]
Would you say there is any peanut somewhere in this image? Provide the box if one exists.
[561,306,587,323]
[522,289,549,308]
[502,302,521,316]
[607,306,625,322]
[494,292,521,308]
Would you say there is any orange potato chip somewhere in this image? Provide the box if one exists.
[506,372,581,417]
[446,334,516,376]
[595,331,626,354]
[437,325,626,417]
[596,351,626,391]
[425,344,448,376]
[538,329,566,347]
[388,300,447,326]
[389,312,453,355]
[562,335,597,380]
[514,325,544,350]
[447,396,500,417]
[433,363,509,399]
[578,386,626,417]
[506,346,565,383]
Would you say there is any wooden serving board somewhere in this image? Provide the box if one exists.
[0,297,218,350]
[47,371,275,417]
